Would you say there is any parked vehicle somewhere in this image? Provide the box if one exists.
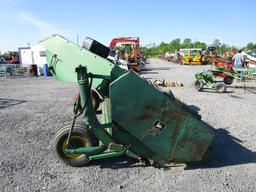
[180,48,204,65]
[0,57,8,64]
[1,51,20,64]
[109,37,141,71]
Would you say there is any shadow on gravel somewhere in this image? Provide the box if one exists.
[244,88,256,94]
[0,98,26,109]
[140,71,159,75]
[141,67,173,71]
[86,128,256,170]
[185,128,256,170]
[229,94,244,99]
[86,156,146,169]
[200,88,235,94]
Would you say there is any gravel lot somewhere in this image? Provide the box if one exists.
[0,58,255,192]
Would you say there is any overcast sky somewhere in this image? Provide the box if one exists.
[0,0,255,52]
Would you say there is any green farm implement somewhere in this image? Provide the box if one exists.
[194,66,256,92]
[194,70,227,93]
[41,34,214,167]
[222,67,256,84]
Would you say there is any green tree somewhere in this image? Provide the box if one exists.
[158,42,169,54]
[194,41,206,49]
[169,38,181,51]
[246,42,256,50]
[220,43,228,54]
[182,38,192,48]
[212,39,221,48]
[140,38,255,58]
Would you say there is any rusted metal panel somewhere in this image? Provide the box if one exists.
[110,71,214,165]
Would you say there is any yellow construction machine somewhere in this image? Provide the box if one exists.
[180,48,203,65]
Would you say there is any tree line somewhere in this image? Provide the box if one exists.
[140,38,256,57]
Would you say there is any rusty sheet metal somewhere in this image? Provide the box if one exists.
[110,71,214,165]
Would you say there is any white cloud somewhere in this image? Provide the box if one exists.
[16,10,74,37]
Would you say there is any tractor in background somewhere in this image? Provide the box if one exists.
[179,48,207,65]
[109,37,141,72]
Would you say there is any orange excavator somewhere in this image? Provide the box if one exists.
[109,37,141,72]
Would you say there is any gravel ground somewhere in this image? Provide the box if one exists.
[0,58,255,192]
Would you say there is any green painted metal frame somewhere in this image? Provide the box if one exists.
[65,65,127,160]
[225,67,256,81]
[195,71,216,89]
[43,34,215,166]
[110,71,215,165]
[195,67,256,90]
[66,66,214,165]
[40,34,127,97]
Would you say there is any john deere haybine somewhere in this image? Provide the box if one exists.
[41,34,214,167]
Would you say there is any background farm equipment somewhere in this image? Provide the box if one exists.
[223,67,256,85]
[180,48,205,65]
[109,37,141,72]
[194,70,227,93]
[195,66,256,92]
[210,66,256,85]
[0,51,20,64]
[41,34,215,167]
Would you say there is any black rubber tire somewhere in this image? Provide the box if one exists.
[194,80,204,91]
[91,90,101,111]
[75,90,101,112]
[223,76,234,85]
[52,123,99,167]
[215,83,227,93]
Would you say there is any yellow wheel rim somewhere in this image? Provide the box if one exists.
[62,135,90,159]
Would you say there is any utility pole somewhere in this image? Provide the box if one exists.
[76,35,79,45]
